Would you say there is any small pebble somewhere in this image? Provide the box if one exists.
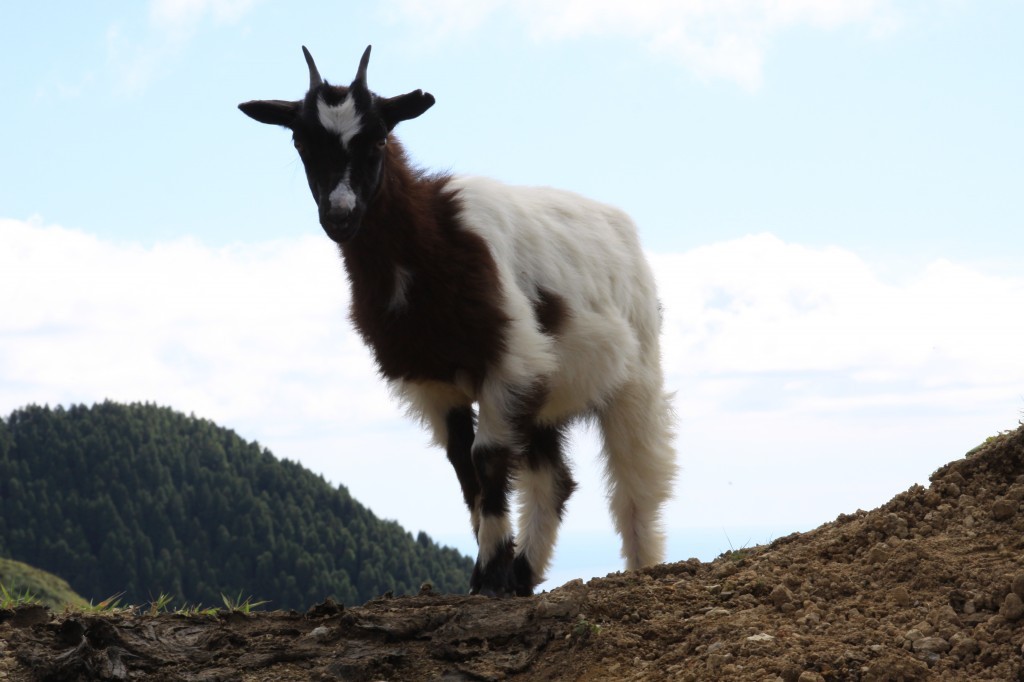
[309,625,334,643]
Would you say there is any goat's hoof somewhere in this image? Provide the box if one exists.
[512,554,536,596]
[471,540,517,597]
[470,576,516,598]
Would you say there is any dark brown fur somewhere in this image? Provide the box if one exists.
[340,140,509,390]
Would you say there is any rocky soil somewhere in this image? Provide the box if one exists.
[2,424,1023,681]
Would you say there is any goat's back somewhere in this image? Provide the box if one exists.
[449,175,663,420]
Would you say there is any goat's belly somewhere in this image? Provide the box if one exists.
[536,310,640,423]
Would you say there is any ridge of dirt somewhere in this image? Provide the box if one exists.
[2,425,1023,681]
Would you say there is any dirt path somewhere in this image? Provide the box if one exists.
[2,425,1023,681]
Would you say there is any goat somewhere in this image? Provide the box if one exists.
[239,46,677,596]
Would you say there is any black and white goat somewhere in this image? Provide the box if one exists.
[239,46,677,596]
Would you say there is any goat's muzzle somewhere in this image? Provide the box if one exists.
[319,206,362,243]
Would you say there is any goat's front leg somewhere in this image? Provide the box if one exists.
[445,406,480,535]
[469,440,515,596]
[469,384,536,597]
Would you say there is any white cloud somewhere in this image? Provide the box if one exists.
[387,0,902,88]
[2,219,1021,570]
[0,217,384,434]
[652,234,1024,415]
[149,0,259,34]
[102,0,259,94]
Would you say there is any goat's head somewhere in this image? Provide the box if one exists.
[239,46,435,243]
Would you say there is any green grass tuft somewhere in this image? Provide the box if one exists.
[221,590,269,614]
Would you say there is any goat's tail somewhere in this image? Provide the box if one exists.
[598,378,677,570]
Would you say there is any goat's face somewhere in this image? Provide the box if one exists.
[239,46,435,243]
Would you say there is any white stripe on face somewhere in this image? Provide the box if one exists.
[317,95,363,147]
[328,168,357,212]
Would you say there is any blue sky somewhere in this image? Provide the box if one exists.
[2,1,1023,591]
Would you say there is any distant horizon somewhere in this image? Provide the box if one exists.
[1,393,1017,593]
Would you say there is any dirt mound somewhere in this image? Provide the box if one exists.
[2,425,1023,681]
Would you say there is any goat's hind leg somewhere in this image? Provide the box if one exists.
[512,423,576,595]
[598,381,676,570]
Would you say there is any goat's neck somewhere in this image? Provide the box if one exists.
[338,140,441,299]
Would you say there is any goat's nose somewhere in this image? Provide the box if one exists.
[325,205,351,223]
[319,204,359,243]
[320,201,353,228]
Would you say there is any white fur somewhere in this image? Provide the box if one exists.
[599,382,676,569]
[515,463,565,582]
[476,514,512,565]
[328,168,357,213]
[317,96,362,147]
[396,174,677,580]
[390,379,472,447]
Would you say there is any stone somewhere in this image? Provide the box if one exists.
[867,544,890,564]
[950,636,979,659]
[911,620,935,637]
[904,629,925,643]
[1012,573,1024,599]
[770,584,793,608]
[797,672,825,682]
[999,592,1024,621]
[912,636,950,654]
[992,498,1018,521]
[308,625,334,643]
[929,604,960,626]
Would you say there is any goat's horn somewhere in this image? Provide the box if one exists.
[302,46,322,90]
[355,45,371,86]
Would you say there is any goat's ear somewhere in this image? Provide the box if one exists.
[238,99,301,127]
[378,90,435,131]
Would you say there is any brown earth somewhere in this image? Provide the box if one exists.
[2,424,1023,681]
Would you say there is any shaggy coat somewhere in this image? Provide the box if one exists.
[239,46,677,596]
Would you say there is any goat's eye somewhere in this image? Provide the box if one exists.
[376,138,388,150]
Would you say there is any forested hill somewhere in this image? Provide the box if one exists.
[0,402,472,609]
